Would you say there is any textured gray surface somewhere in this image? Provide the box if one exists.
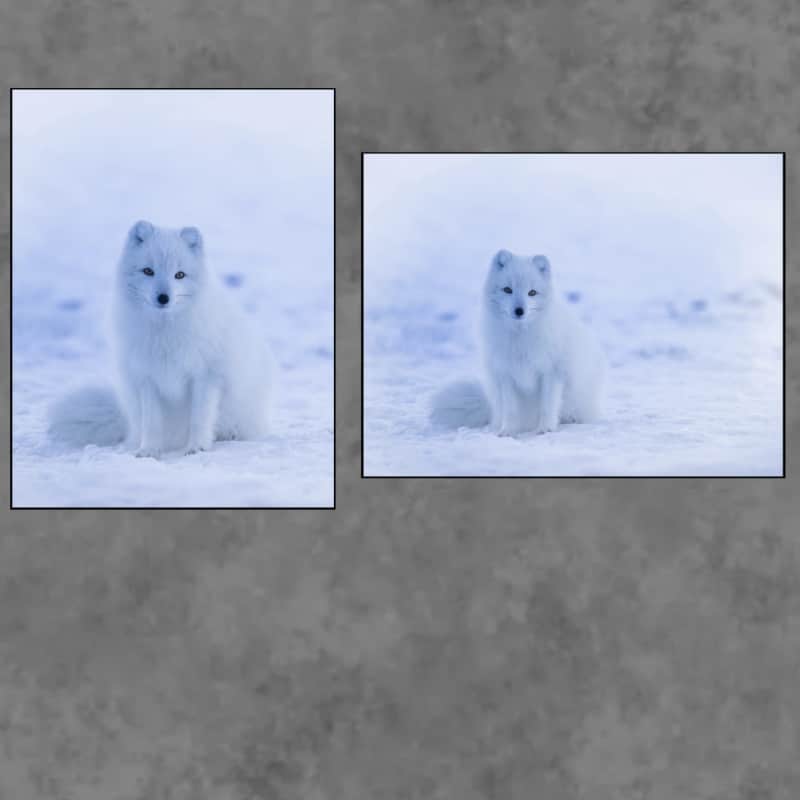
[1,1,798,798]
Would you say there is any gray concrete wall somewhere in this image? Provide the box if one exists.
[1,2,798,797]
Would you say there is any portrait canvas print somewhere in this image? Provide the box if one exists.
[363,153,784,477]
[11,89,334,507]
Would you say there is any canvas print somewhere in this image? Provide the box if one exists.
[11,89,334,507]
[363,153,783,477]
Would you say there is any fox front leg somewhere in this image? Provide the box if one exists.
[536,372,563,434]
[492,378,524,437]
[136,379,165,458]
[184,374,222,455]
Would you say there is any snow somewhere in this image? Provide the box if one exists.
[363,154,783,477]
[12,90,334,507]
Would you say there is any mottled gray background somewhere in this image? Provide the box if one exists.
[1,1,798,798]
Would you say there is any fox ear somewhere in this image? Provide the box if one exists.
[533,255,550,276]
[130,220,154,245]
[180,227,202,252]
[494,249,512,268]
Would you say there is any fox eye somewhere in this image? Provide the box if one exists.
[503,286,512,294]
[142,267,154,276]
[528,289,537,296]
[175,271,185,279]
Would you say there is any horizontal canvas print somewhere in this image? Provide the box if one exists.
[363,153,783,477]
[11,89,334,507]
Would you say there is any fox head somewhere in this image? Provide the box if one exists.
[484,249,553,322]
[119,220,207,314]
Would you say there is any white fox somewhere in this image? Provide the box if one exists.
[48,220,274,456]
[431,249,605,436]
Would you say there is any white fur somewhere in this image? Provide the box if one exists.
[430,249,605,436]
[47,386,126,447]
[49,221,274,456]
[429,380,490,429]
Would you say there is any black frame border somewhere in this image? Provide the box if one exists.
[360,151,787,480]
[9,87,337,510]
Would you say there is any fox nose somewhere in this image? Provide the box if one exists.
[157,293,170,306]
[514,306,524,317]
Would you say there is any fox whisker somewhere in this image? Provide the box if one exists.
[125,284,156,307]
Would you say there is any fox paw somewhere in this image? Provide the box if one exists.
[496,426,520,438]
[184,442,210,456]
[135,446,161,459]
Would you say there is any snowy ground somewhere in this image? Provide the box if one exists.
[363,154,783,477]
[12,90,334,507]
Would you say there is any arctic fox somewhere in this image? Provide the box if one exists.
[431,249,605,436]
[48,220,274,456]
